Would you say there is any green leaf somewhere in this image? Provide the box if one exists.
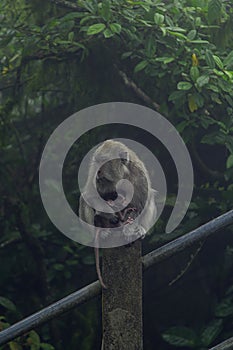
[138,2,150,11]
[164,57,174,64]
[68,32,74,41]
[176,120,189,132]
[211,92,222,104]
[213,68,224,77]
[196,75,209,87]
[145,35,156,57]
[205,50,215,69]
[227,155,233,169]
[226,137,233,154]
[188,94,198,112]
[208,0,222,24]
[160,27,166,36]
[189,40,209,44]
[177,81,192,90]
[224,50,233,69]
[225,95,233,107]
[87,23,106,35]
[215,297,233,317]
[194,93,204,107]
[27,330,40,349]
[187,29,196,40]
[162,327,197,347]
[109,23,121,34]
[82,1,96,13]
[213,55,224,70]
[188,93,204,112]
[168,31,187,40]
[134,60,148,73]
[0,297,16,311]
[101,0,111,21]
[55,40,73,45]
[53,263,64,271]
[60,12,84,21]
[207,84,219,92]
[80,15,98,26]
[195,17,201,26]
[218,79,232,93]
[155,57,174,63]
[40,344,55,350]
[201,117,216,129]
[9,342,22,350]
[224,70,233,80]
[121,51,132,59]
[103,28,114,38]
[167,27,186,33]
[154,13,164,25]
[165,16,174,27]
[168,90,185,101]
[72,42,86,49]
[201,319,223,346]
[137,19,152,27]
[190,66,199,82]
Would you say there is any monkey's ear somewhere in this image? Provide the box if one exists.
[119,151,129,164]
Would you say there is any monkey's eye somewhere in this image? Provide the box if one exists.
[119,151,129,164]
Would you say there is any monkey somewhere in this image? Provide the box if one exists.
[79,140,157,288]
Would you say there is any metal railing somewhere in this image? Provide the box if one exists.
[0,209,233,349]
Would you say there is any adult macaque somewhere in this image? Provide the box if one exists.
[79,140,157,288]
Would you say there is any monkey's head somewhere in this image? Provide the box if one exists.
[91,140,132,196]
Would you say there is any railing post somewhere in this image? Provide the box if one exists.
[102,240,143,350]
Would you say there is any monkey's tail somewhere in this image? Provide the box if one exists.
[95,230,107,289]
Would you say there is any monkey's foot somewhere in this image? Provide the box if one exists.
[122,223,146,242]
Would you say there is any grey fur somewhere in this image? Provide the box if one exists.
[79,140,157,288]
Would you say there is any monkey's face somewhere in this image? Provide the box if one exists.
[98,158,129,181]
[95,158,130,195]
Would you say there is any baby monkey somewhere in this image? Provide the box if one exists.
[79,140,157,288]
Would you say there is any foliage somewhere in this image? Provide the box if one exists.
[162,245,233,348]
[0,297,54,350]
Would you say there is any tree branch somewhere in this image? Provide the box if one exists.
[190,140,224,180]
[114,65,160,111]
[0,237,21,249]
[50,0,85,11]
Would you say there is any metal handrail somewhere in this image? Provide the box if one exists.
[0,282,101,345]
[0,209,233,346]
[209,336,233,350]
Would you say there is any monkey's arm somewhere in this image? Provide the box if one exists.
[79,193,95,225]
